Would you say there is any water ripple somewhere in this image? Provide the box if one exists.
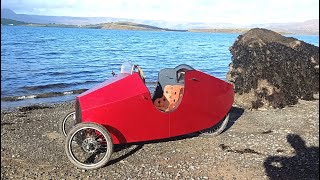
[1,25,319,108]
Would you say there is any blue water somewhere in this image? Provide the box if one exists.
[1,26,319,109]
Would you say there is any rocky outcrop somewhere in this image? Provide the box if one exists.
[227,28,319,109]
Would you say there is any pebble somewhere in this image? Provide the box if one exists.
[1,100,318,179]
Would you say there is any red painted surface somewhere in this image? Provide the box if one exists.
[76,70,234,144]
[169,70,234,137]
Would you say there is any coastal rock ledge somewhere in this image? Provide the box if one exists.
[227,28,319,109]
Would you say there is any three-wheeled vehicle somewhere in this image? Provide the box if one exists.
[60,62,234,169]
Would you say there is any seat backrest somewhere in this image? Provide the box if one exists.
[154,85,184,112]
[152,68,177,102]
[158,68,179,88]
[158,64,194,90]
[152,64,194,102]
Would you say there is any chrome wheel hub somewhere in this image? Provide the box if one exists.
[82,137,98,153]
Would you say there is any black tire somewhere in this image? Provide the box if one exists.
[65,122,113,170]
[199,113,230,137]
[59,111,76,137]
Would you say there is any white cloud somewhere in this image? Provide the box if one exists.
[2,0,319,24]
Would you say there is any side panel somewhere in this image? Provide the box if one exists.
[77,73,130,110]
[78,73,170,144]
[169,70,234,137]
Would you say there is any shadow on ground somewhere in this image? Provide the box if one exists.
[106,106,244,167]
[223,106,244,133]
[264,134,319,180]
[106,133,198,166]
[107,144,144,166]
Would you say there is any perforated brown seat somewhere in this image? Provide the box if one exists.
[154,85,184,112]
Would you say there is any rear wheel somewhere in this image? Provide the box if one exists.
[199,113,230,136]
[59,111,76,137]
[65,122,113,170]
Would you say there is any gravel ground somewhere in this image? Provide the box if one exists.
[1,98,319,179]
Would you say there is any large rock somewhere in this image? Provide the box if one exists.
[227,28,319,109]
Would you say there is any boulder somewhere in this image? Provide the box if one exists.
[227,28,319,109]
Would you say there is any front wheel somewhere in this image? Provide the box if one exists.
[199,113,230,137]
[59,111,76,137]
[65,122,113,170]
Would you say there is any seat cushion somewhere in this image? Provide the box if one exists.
[154,85,184,112]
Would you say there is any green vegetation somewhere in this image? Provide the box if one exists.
[1,18,28,25]
[32,23,78,28]
[1,18,78,28]
[1,18,307,35]
[1,18,186,32]
[0,19,251,33]
[83,21,186,32]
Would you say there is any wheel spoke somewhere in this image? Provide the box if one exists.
[83,152,98,164]
[95,133,103,139]
[83,148,107,164]
[70,128,108,164]
[71,143,87,162]
[60,111,76,137]
[65,123,113,169]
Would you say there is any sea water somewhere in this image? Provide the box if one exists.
[1,26,319,109]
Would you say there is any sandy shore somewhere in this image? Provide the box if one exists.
[1,98,319,179]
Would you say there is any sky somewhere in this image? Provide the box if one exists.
[1,0,319,25]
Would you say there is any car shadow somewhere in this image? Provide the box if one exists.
[263,133,319,180]
[140,132,200,145]
[106,144,144,166]
[105,106,244,167]
[222,106,244,133]
[106,133,199,167]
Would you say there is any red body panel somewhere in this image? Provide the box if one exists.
[76,70,234,144]
[169,70,234,137]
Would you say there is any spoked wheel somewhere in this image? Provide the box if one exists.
[199,113,230,137]
[59,111,76,137]
[65,122,113,170]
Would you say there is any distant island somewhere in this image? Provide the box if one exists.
[1,18,188,32]
[1,8,319,35]
[83,22,186,32]
[189,28,250,34]
[2,18,253,33]
[0,18,296,35]
[1,18,77,28]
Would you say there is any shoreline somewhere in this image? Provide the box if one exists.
[0,99,75,112]
[2,24,319,36]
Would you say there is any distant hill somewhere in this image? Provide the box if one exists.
[0,8,243,30]
[84,22,186,32]
[1,9,16,17]
[188,20,319,35]
[1,18,80,28]
[1,8,131,25]
[0,18,185,32]
[250,19,319,35]
[1,18,27,25]
[1,8,318,35]
[188,28,249,34]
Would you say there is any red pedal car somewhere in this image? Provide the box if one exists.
[60,62,234,169]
